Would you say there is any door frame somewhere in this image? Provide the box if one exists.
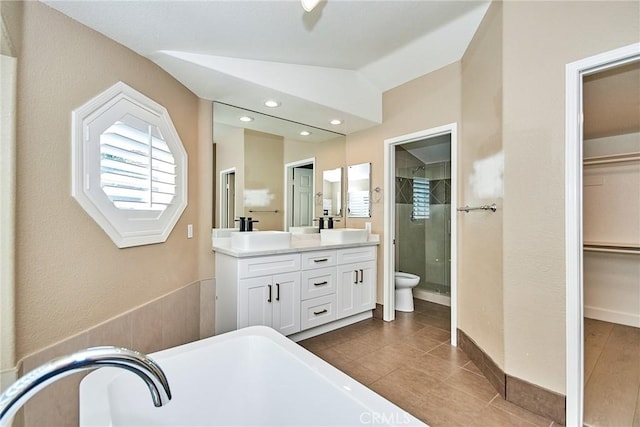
[564,42,640,427]
[284,158,315,231]
[0,53,17,389]
[383,123,458,346]
[219,167,236,228]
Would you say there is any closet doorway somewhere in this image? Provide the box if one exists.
[565,42,640,426]
[581,58,640,426]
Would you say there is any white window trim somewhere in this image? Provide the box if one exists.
[72,82,188,248]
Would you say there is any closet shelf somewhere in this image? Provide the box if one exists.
[583,152,640,166]
[584,241,640,255]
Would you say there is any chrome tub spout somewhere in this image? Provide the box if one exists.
[0,346,171,425]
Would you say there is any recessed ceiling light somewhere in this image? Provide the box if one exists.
[264,100,280,108]
[239,116,254,122]
[330,119,343,125]
[300,130,311,136]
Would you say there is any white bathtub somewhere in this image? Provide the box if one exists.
[80,326,426,426]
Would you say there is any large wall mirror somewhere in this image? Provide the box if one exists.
[347,162,371,218]
[213,102,346,231]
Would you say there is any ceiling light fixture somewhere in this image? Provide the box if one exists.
[301,0,321,12]
[264,100,280,108]
[300,130,311,136]
[330,119,342,125]
[239,116,254,122]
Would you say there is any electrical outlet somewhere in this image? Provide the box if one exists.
[187,224,193,239]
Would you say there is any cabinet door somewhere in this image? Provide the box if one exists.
[336,264,359,319]
[337,261,377,319]
[238,277,272,329]
[355,261,377,312]
[271,272,301,336]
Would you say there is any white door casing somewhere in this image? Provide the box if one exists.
[383,123,458,346]
[565,42,640,427]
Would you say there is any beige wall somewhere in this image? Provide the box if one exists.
[10,1,208,360]
[502,0,640,393]
[346,62,462,301]
[244,130,284,230]
[459,2,505,368]
[284,138,317,164]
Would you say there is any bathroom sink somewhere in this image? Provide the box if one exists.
[230,231,292,251]
[289,226,319,234]
[211,228,240,238]
[320,228,368,244]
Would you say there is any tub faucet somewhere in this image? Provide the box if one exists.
[0,346,171,426]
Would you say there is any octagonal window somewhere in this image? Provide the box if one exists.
[72,82,187,248]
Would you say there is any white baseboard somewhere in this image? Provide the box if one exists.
[414,288,451,307]
[584,306,640,328]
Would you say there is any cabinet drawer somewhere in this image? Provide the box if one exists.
[301,294,337,330]
[301,250,337,269]
[301,267,336,300]
[337,246,376,264]
[238,254,301,279]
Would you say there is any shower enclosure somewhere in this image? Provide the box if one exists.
[395,137,451,305]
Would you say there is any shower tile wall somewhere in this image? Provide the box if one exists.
[395,148,451,296]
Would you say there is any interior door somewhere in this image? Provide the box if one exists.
[292,167,313,226]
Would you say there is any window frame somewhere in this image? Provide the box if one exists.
[71,81,188,248]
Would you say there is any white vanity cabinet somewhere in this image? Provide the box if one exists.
[336,247,377,319]
[214,243,378,338]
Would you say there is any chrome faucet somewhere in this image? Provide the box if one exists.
[0,346,171,425]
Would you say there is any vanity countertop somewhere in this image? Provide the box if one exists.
[212,233,379,258]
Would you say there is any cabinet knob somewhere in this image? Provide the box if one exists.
[275,283,280,301]
[313,281,328,286]
[267,284,272,303]
[313,309,328,316]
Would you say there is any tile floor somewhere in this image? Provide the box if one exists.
[299,299,558,427]
[583,318,640,426]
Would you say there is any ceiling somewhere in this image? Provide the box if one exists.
[43,0,490,134]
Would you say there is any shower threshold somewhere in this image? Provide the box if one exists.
[414,288,450,307]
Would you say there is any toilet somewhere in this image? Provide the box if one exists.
[394,272,421,312]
